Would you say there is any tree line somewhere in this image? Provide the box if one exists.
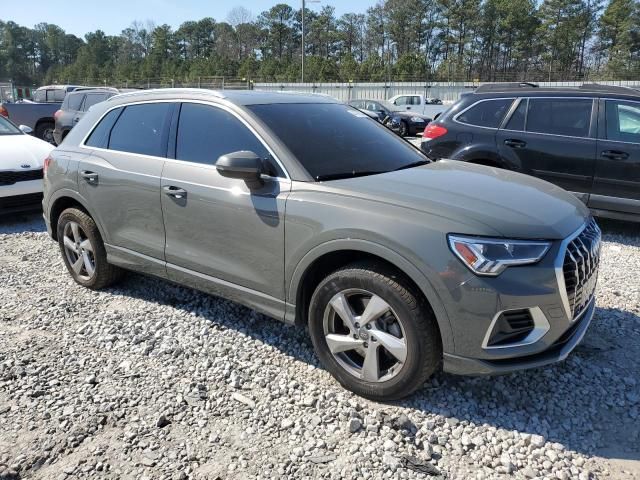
[1,0,639,87]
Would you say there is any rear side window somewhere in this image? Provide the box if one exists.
[527,98,592,137]
[66,93,84,112]
[83,93,110,111]
[109,103,172,156]
[85,108,122,148]
[504,99,527,131]
[605,100,640,143]
[176,103,273,170]
[457,99,513,128]
[53,89,66,102]
[394,96,409,106]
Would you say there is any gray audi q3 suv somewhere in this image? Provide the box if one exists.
[42,89,601,400]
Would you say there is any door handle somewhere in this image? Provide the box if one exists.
[163,185,187,199]
[80,170,98,183]
[504,139,527,148]
[601,150,629,161]
[73,117,80,123]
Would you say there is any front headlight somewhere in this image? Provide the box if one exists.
[410,116,425,122]
[448,235,551,276]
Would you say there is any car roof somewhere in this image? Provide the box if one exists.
[106,88,339,106]
[67,87,120,96]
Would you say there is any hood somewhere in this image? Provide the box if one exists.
[328,160,589,240]
[0,134,54,171]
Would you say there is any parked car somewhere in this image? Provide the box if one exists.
[53,88,128,145]
[388,94,447,117]
[44,89,600,400]
[348,99,431,136]
[0,116,54,215]
[421,82,640,222]
[0,85,86,144]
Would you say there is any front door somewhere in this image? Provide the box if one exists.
[78,102,173,267]
[590,99,640,215]
[497,97,597,200]
[161,102,290,315]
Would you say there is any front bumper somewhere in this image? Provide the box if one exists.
[443,297,595,375]
[0,180,44,215]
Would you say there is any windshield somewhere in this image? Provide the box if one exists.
[0,116,22,135]
[248,103,428,181]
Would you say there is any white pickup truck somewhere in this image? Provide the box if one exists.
[388,94,447,118]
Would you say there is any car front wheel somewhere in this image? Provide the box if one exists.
[308,261,441,401]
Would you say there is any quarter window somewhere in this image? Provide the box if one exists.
[66,93,84,111]
[83,93,110,112]
[109,103,172,157]
[85,108,122,148]
[175,103,278,174]
[526,98,592,138]
[605,100,640,143]
[457,99,514,128]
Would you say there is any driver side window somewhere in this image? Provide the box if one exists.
[175,103,283,177]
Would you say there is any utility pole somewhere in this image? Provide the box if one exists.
[302,0,320,83]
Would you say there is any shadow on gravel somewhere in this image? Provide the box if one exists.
[109,268,640,464]
[0,212,46,235]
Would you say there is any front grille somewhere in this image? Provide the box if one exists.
[0,169,43,186]
[563,218,601,319]
[487,309,535,346]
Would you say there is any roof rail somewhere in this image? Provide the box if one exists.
[474,82,538,93]
[107,87,226,102]
[579,83,640,95]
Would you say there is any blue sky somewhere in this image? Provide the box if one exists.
[5,0,376,38]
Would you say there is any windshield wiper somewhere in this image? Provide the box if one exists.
[315,171,386,181]
[393,159,431,171]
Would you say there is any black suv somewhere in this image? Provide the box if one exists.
[421,83,640,221]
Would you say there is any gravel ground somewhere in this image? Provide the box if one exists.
[0,212,639,480]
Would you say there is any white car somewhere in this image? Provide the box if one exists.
[0,116,54,215]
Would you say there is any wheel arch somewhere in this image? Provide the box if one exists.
[48,190,106,242]
[288,239,455,352]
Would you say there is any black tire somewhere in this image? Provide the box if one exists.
[35,121,55,144]
[308,261,441,401]
[399,121,408,137]
[56,208,123,289]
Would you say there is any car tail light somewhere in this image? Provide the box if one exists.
[423,124,448,140]
[54,109,62,120]
[0,105,8,118]
[43,155,52,176]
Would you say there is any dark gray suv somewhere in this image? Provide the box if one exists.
[43,89,601,400]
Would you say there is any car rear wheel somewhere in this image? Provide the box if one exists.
[57,208,123,289]
[36,121,55,144]
[308,261,441,401]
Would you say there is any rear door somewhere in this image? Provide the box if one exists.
[496,97,597,200]
[78,102,173,273]
[590,98,640,215]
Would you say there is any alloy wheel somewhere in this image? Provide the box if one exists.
[62,221,96,281]
[322,289,407,382]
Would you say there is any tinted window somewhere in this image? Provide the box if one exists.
[527,98,592,137]
[505,99,527,131]
[83,93,110,111]
[176,103,273,171]
[66,93,84,111]
[54,89,66,102]
[606,100,640,143]
[248,103,428,181]
[350,100,363,108]
[85,108,122,148]
[457,99,513,128]
[109,103,172,156]
[394,96,409,106]
[34,89,46,102]
[410,96,421,105]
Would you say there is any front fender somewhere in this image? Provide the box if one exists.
[287,238,456,353]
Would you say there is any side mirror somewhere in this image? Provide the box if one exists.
[19,125,33,134]
[216,150,264,189]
